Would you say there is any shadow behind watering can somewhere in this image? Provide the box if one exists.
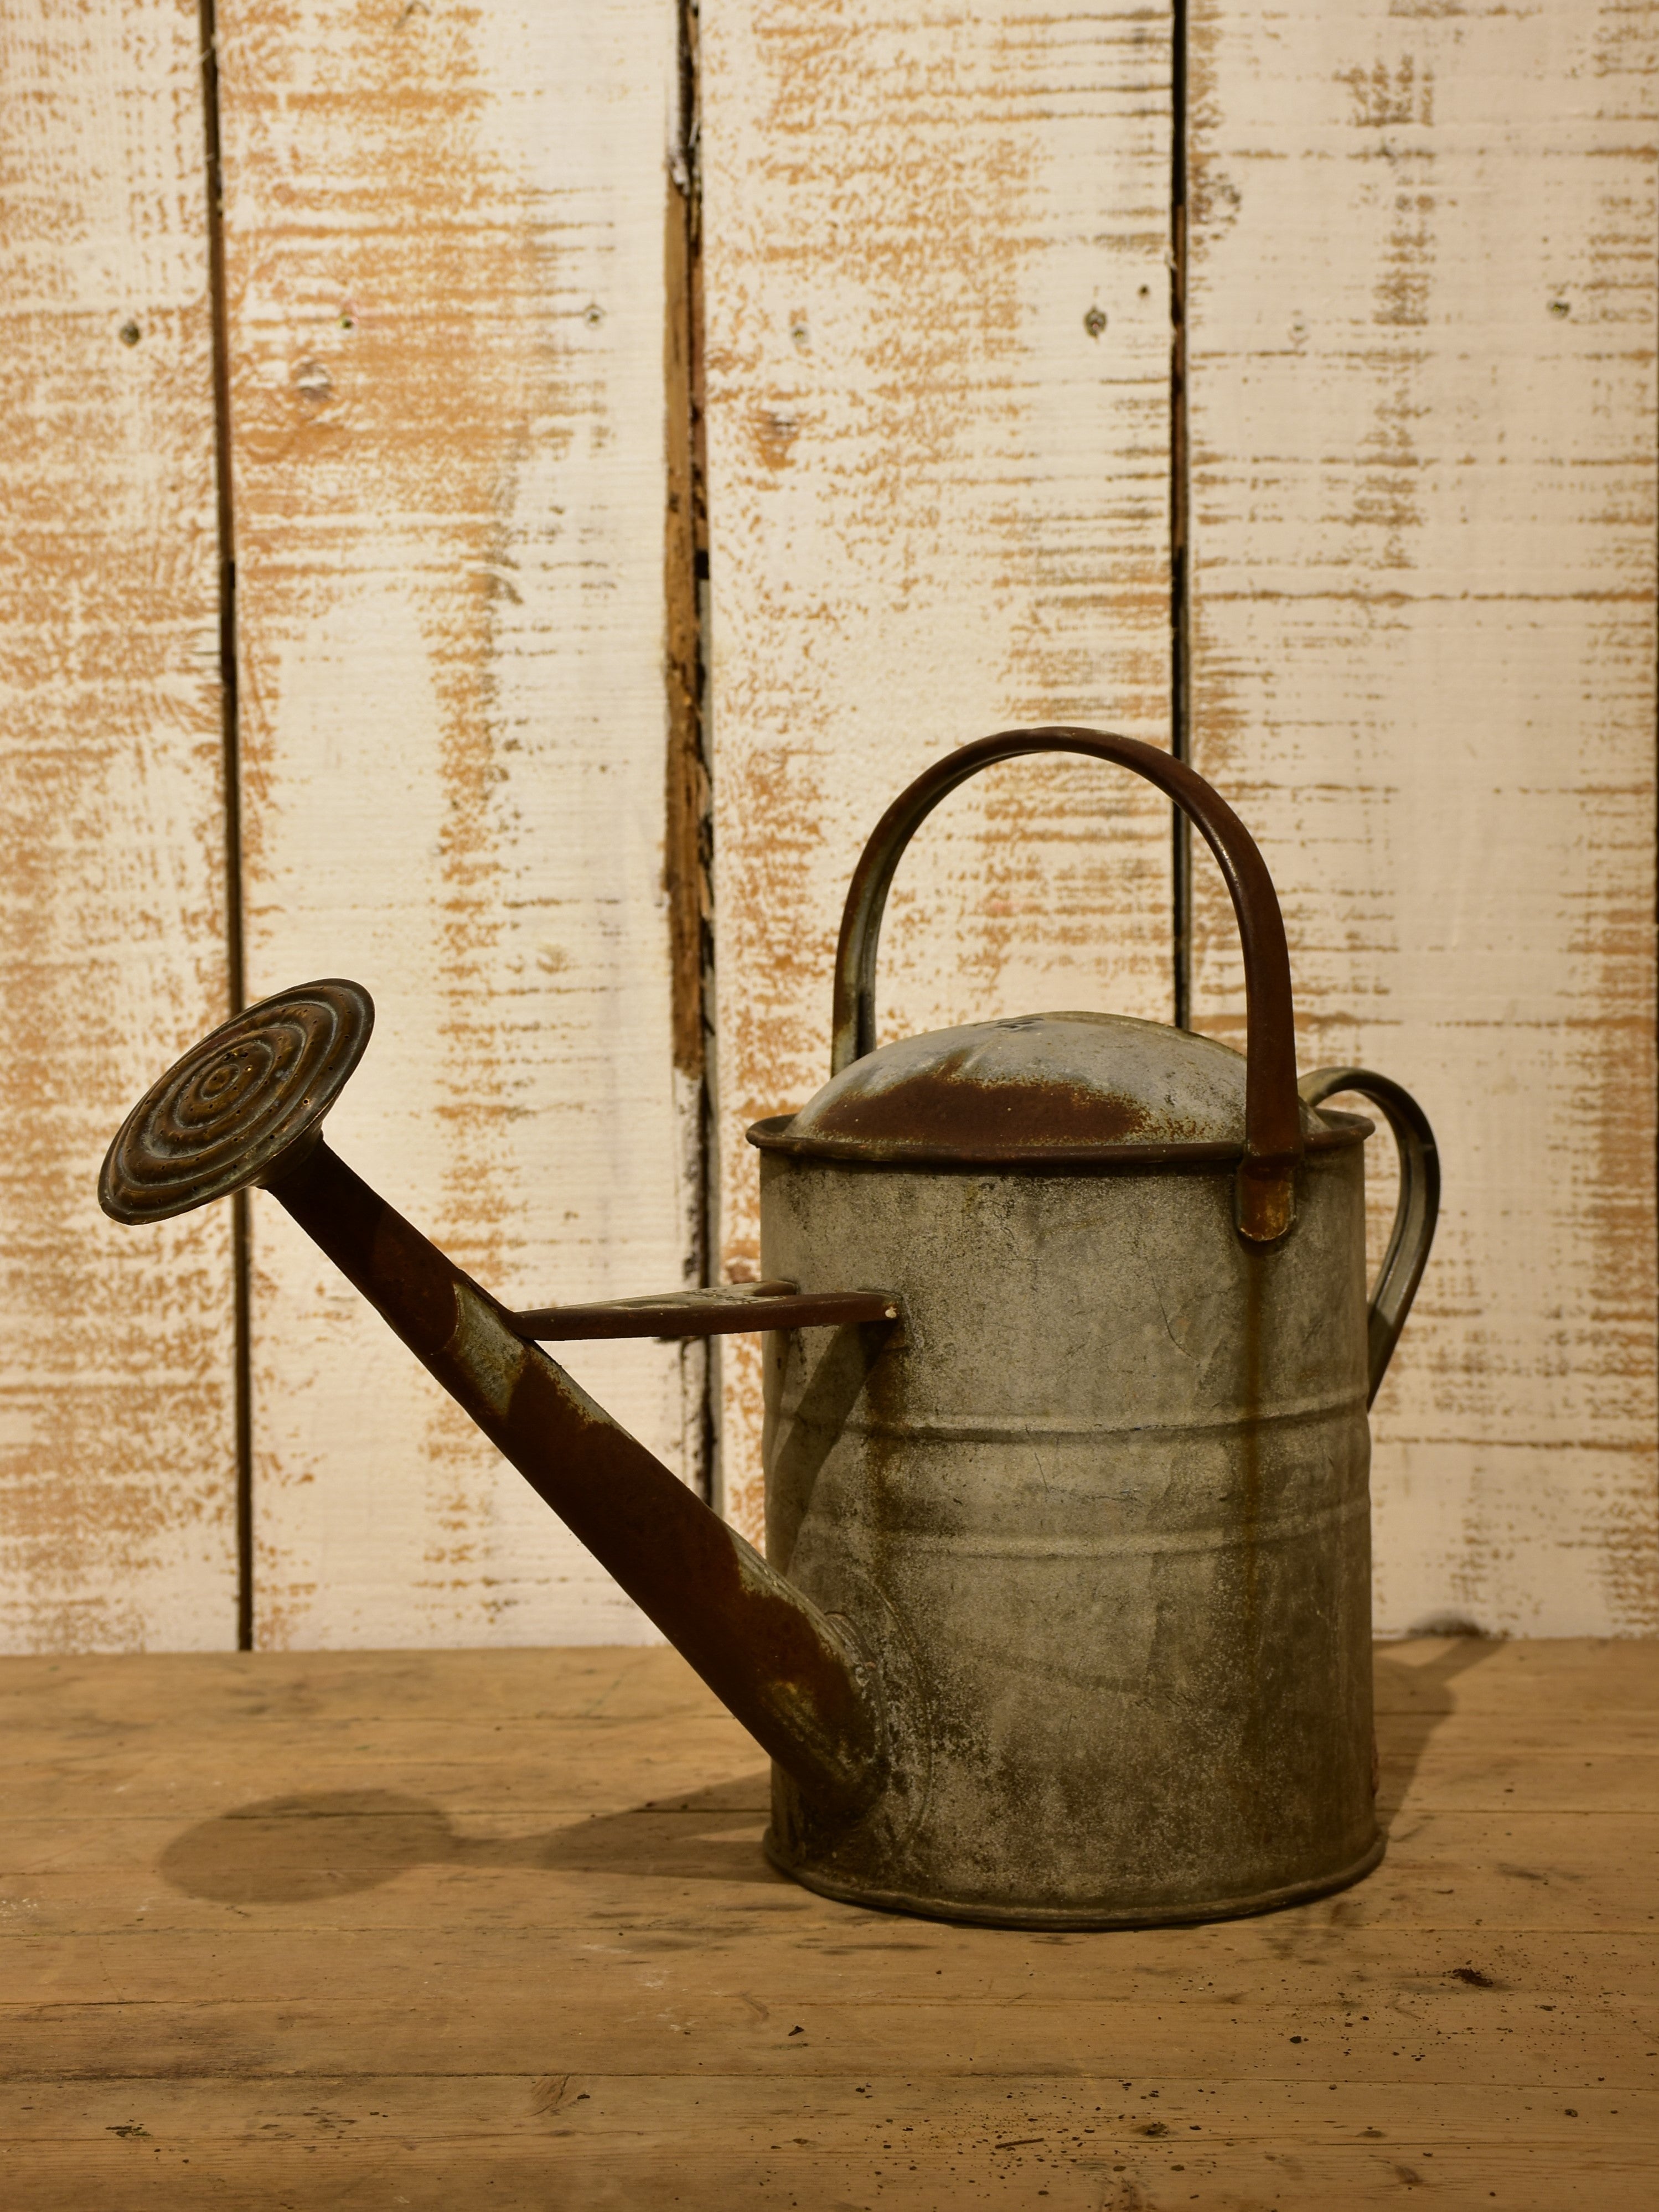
[100,728,1438,1929]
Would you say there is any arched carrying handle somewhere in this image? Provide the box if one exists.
[1297,1067,1440,1406]
[831,727,1303,1241]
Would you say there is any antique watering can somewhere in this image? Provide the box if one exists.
[101,729,1438,1929]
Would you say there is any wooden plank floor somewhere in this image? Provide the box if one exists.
[0,1638,1652,2209]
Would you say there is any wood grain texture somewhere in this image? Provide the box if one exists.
[214,0,699,1646]
[0,0,237,1651]
[1186,0,1659,1634]
[1,1636,1656,2207]
[700,0,1177,1537]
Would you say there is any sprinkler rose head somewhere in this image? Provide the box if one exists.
[98,978,374,1225]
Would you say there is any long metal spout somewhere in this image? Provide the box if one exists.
[99,982,883,1817]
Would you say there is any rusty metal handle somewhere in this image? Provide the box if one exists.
[1298,1068,1440,1407]
[831,728,1303,1241]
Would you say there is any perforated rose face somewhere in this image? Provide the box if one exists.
[99,980,374,1223]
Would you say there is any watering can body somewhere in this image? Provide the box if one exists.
[99,727,1438,1930]
[758,1022,1376,1925]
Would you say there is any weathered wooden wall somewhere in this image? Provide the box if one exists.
[1,0,1654,1649]
[0,0,238,1651]
[1186,0,1658,1635]
[215,0,696,1647]
[698,0,1179,1538]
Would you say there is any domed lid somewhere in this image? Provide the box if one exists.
[750,1011,1343,1170]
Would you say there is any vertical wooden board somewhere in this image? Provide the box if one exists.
[217,0,696,1646]
[1187,0,1658,1632]
[700,0,1177,1537]
[0,1,237,1650]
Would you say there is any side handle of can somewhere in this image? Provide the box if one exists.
[1299,1067,1441,1404]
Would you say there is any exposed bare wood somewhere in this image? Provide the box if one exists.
[213,0,699,1645]
[1,1636,1654,2206]
[0,0,236,1650]
[699,0,1178,1536]
[1186,0,1659,1633]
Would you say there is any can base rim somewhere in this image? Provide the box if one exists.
[763,1828,1386,1931]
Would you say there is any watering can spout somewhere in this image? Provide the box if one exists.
[98,982,885,1819]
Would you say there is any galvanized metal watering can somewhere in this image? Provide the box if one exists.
[101,729,1438,1928]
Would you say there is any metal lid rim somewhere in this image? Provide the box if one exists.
[747,1109,1373,1170]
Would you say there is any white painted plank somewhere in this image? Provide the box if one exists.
[0,0,237,1651]
[216,0,695,1646]
[700,0,1177,1538]
[1186,0,1658,1632]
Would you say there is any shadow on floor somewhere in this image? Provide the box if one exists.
[158,1771,781,1905]
[162,1640,1501,1907]
[1372,1633,1501,1824]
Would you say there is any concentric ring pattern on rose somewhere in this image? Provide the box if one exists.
[99,980,375,1224]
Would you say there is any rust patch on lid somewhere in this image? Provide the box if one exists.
[758,1010,1351,1169]
[799,1047,1152,1151]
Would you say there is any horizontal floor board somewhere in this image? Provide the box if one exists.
[4,1992,1652,2087]
[4,2071,1657,2141]
[0,2138,1653,2212]
[4,1816,1652,1935]
[2,1636,1651,1725]
[0,1646,704,1728]
[4,1754,1656,1830]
